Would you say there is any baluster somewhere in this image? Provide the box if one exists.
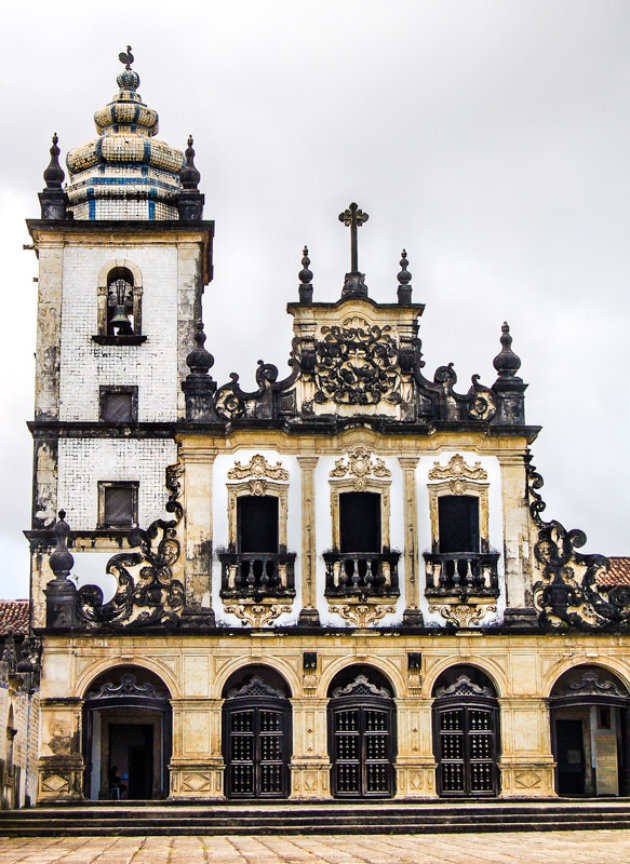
[350,556,361,589]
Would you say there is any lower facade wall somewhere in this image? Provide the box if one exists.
[36,632,630,802]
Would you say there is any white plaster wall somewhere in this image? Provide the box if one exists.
[416,450,506,627]
[59,244,179,422]
[57,438,177,530]
[212,449,302,627]
[313,453,406,627]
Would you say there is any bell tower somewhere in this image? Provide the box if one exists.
[26,51,214,624]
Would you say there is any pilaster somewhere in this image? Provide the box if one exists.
[297,456,320,625]
[290,697,330,798]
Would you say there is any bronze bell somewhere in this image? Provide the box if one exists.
[108,278,133,334]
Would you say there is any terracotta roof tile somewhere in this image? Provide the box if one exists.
[597,557,630,587]
[0,600,30,636]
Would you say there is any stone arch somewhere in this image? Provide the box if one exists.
[77,658,179,701]
[318,656,402,699]
[424,657,505,699]
[213,657,298,700]
[544,658,630,699]
[548,663,630,797]
[82,664,173,801]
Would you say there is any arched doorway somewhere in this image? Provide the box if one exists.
[82,666,171,800]
[432,665,500,797]
[222,666,292,799]
[550,665,630,797]
[327,666,396,798]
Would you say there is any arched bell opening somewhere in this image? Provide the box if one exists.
[432,665,500,798]
[327,665,396,799]
[82,666,172,801]
[550,665,630,797]
[222,666,292,799]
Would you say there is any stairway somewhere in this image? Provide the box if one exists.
[1,799,630,836]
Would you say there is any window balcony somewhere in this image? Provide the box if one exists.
[423,551,500,598]
[218,551,296,600]
[323,551,401,598]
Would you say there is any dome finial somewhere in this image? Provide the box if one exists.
[397,249,412,304]
[43,133,64,189]
[186,321,215,376]
[493,321,522,379]
[298,245,313,304]
[180,135,201,190]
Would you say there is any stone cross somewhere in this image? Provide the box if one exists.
[338,202,369,273]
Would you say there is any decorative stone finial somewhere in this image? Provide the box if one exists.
[116,46,140,91]
[49,510,74,579]
[43,134,64,189]
[180,135,201,190]
[397,249,412,304]
[298,246,313,304]
[186,321,215,376]
[493,322,522,379]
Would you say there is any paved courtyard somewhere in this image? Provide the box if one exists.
[0,831,629,864]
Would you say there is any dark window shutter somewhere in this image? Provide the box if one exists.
[104,486,134,526]
[102,391,134,423]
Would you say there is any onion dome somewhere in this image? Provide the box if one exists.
[65,49,186,220]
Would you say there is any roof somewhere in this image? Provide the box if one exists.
[597,557,630,587]
[0,600,30,636]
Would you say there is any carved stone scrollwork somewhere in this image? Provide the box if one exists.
[227,454,289,482]
[312,317,402,406]
[428,454,488,482]
[428,603,497,628]
[328,602,397,628]
[75,463,195,629]
[223,603,293,628]
[330,444,391,485]
[527,453,630,633]
[434,674,495,700]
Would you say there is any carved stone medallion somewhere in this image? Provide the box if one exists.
[330,445,391,489]
[313,317,402,406]
[329,602,397,628]
[227,454,289,482]
[428,454,488,482]
[223,602,292,627]
[428,603,496,628]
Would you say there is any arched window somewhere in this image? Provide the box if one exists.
[94,260,145,344]
[106,268,135,335]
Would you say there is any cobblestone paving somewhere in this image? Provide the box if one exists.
[0,831,629,864]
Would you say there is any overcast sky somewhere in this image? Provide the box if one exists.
[1,0,628,599]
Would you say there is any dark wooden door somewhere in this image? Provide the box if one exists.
[225,702,290,798]
[436,705,498,796]
[331,703,394,797]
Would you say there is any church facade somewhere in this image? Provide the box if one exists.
[26,53,630,804]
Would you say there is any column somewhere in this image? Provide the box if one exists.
[170,698,225,798]
[394,698,438,798]
[399,457,423,625]
[289,697,331,798]
[297,456,320,625]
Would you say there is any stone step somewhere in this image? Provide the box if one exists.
[2,800,630,836]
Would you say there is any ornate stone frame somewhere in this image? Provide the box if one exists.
[427,456,490,554]
[226,454,290,552]
[328,445,392,552]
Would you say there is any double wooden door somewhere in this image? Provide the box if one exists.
[330,701,395,797]
[224,700,290,798]
[435,703,499,796]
